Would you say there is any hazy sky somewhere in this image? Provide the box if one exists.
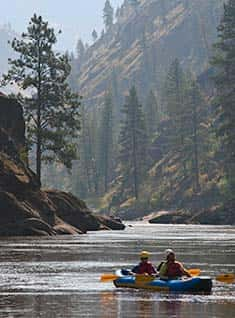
[1,0,123,51]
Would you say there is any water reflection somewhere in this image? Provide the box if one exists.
[0,224,234,317]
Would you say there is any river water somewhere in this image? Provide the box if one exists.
[0,223,234,317]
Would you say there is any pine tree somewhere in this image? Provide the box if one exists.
[68,52,79,92]
[88,109,100,195]
[212,0,235,194]
[103,0,114,31]
[164,65,207,194]
[164,59,189,166]
[92,29,98,42]
[1,14,81,183]
[187,80,205,193]
[119,87,147,200]
[145,90,160,140]
[76,39,85,61]
[74,105,101,198]
[98,91,114,193]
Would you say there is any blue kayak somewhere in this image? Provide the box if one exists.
[114,270,212,293]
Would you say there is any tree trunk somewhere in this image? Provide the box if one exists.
[36,129,42,184]
[36,40,42,184]
[133,113,139,200]
[192,94,200,193]
[36,83,42,184]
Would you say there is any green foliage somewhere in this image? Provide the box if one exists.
[212,0,235,197]
[162,60,210,195]
[163,59,191,178]
[74,105,99,197]
[103,0,114,31]
[144,90,160,140]
[1,14,81,182]
[164,59,189,151]
[92,29,98,42]
[119,86,147,200]
[98,91,114,193]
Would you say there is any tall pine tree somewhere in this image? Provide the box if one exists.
[187,79,205,193]
[145,90,160,140]
[164,59,189,173]
[98,91,114,193]
[92,29,98,42]
[212,0,235,195]
[103,0,114,31]
[1,14,81,183]
[119,87,147,200]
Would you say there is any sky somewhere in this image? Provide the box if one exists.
[0,0,123,51]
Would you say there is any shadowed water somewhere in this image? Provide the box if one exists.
[0,223,234,317]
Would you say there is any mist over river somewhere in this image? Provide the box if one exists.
[0,223,234,317]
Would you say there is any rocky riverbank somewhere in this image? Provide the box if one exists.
[144,205,235,225]
[0,94,125,236]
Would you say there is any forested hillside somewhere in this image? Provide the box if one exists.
[43,0,234,224]
[71,0,222,104]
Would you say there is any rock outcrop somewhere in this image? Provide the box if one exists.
[0,94,125,236]
[147,203,235,225]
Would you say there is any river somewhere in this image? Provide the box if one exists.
[0,223,234,317]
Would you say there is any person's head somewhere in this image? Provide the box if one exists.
[139,251,150,263]
[165,249,175,262]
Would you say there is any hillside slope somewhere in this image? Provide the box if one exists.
[76,0,223,104]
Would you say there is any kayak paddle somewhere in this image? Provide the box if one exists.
[188,270,234,283]
[100,273,119,282]
[100,268,201,282]
[216,273,235,284]
[187,269,201,276]
[100,271,235,284]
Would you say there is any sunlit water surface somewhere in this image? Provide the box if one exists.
[0,223,234,317]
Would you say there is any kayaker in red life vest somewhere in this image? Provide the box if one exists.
[159,249,191,280]
[131,251,157,276]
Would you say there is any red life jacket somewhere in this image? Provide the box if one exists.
[166,261,183,278]
[135,261,156,275]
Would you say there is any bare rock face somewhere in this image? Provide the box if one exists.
[46,190,102,232]
[0,94,25,153]
[0,95,125,236]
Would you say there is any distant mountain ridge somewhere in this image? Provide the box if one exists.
[74,0,223,105]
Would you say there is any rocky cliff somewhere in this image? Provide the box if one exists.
[75,0,223,105]
[0,94,125,236]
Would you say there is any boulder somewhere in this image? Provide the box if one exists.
[45,190,101,232]
[148,210,191,224]
[96,215,126,230]
[188,200,235,225]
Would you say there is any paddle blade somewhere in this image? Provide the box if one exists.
[135,274,155,283]
[188,269,201,277]
[216,274,235,284]
[100,273,118,282]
